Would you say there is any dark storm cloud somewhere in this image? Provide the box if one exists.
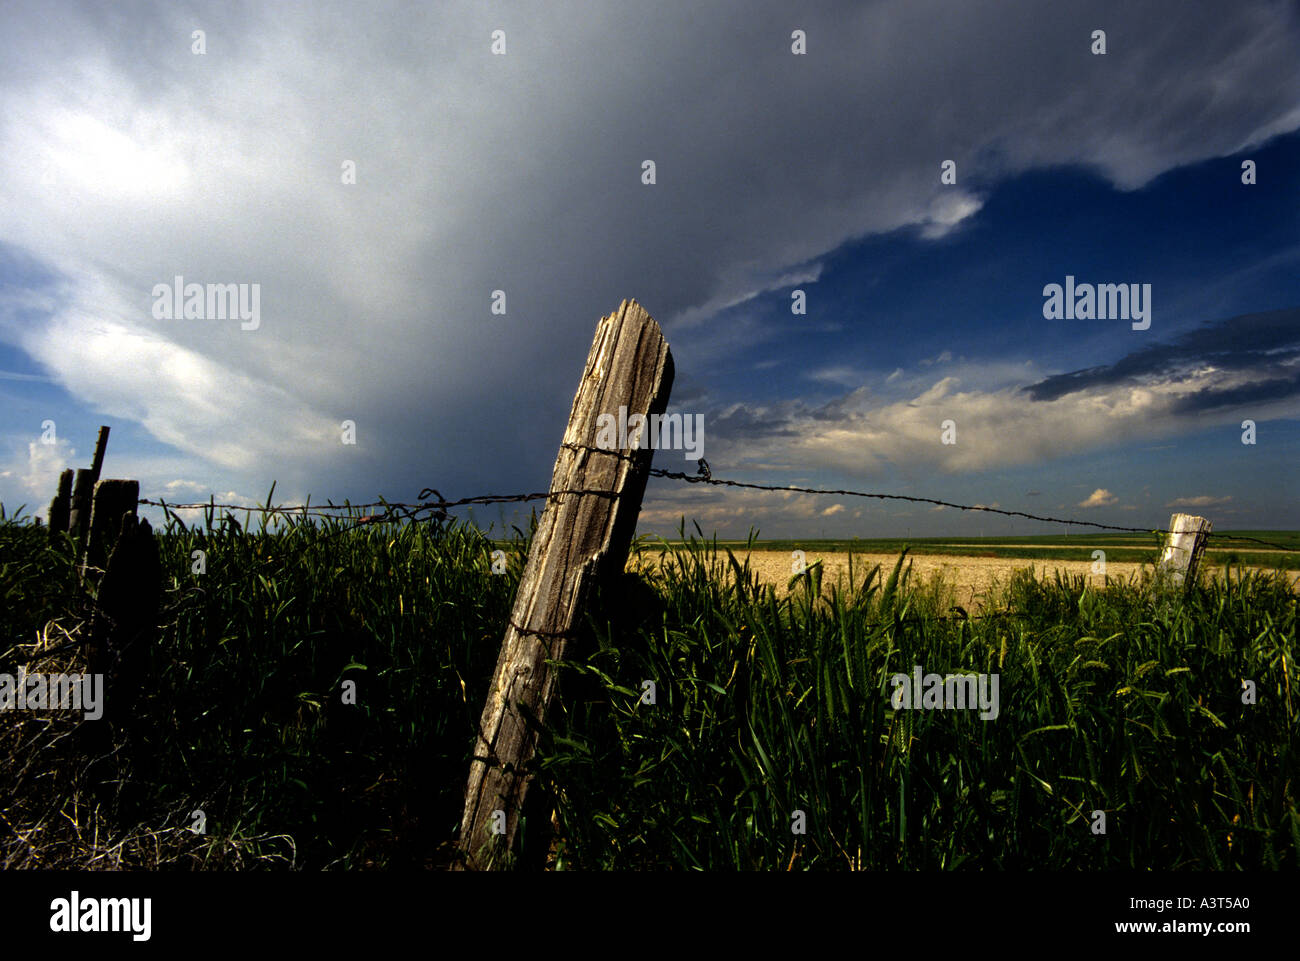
[1171,372,1300,413]
[1024,307,1300,404]
[1,0,1298,512]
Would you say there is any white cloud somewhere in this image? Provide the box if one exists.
[708,363,1300,479]
[808,365,865,386]
[919,350,954,367]
[638,484,846,533]
[1078,489,1118,508]
[161,479,211,495]
[14,437,75,503]
[919,191,983,239]
[1167,494,1233,508]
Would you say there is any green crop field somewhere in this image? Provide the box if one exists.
[1,505,1296,870]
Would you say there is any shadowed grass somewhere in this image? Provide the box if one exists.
[1,500,521,869]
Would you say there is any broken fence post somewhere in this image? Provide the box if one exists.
[85,479,141,579]
[47,468,73,539]
[88,512,161,719]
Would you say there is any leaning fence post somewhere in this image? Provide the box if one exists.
[457,298,673,870]
[89,425,110,482]
[1156,513,1212,593]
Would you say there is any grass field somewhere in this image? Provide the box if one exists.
[1,505,1296,870]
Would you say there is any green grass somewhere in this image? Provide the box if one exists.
[1,503,1296,870]
[537,529,1298,868]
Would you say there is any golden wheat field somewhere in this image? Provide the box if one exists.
[634,549,1299,611]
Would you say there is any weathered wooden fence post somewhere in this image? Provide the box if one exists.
[67,468,95,547]
[89,425,110,482]
[62,426,111,557]
[1157,513,1212,593]
[458,299,673,870]
[84,479,141,579]
[47,468,73,539]
[88,511,161,718]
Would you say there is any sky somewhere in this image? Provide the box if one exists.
[1,0,1297,540]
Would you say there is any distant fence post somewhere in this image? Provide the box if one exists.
[58,425,111,557]
[67,468,96,550]
[457,298,674,870]
[1157,513,1211,593]
[84,479,140,579]
[47,468,73,539]
[89,425,110,482]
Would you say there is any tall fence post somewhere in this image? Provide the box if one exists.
[89,425,110,482]
[1157,513,1212,593]
[458,298,673,870]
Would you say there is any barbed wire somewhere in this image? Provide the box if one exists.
[130,452,1298,553]
[649,468,1157,534]
[15,446,1291,668]
[26,458,1285,644]
[645,467,1300,552]
[137,486,618,532]
[1194,531,1298,551]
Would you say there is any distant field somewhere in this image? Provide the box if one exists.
[631,531,1300,571]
